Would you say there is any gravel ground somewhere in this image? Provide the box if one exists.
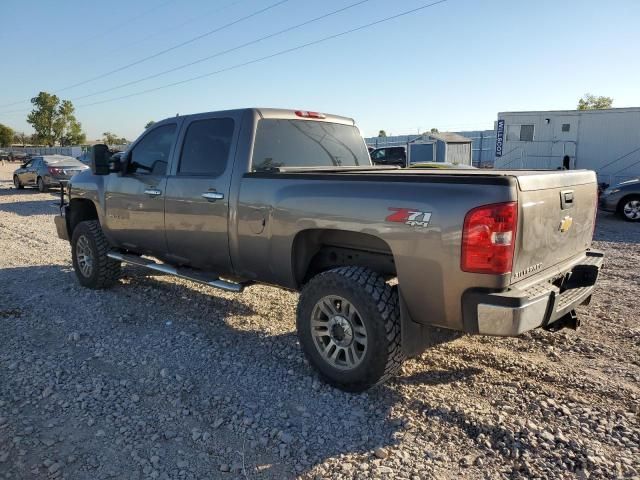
[0,162,638,480]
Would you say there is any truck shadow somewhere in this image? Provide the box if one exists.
[1,264,488,479]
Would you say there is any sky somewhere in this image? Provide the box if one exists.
[1,0,640,142]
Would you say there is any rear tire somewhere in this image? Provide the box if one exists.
[37,176,47,193]
[296,267,405,392]
[71,220,121,289]
[619,195,640,222]
[13,175,24,190]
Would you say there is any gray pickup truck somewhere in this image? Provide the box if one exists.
[55,108,603,391]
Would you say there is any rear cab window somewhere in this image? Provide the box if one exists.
[251,119,370,171]
[178,118,235,177]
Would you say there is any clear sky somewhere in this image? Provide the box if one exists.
[1,0,639,142]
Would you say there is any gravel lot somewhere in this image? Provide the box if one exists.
[0,162,638,480]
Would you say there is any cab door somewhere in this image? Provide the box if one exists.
[104,122,179,255]
[164,114,238,273]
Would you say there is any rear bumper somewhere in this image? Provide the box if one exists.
[462,250,604,336]
[44,175,71,187]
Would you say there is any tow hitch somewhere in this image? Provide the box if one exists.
[544,309,580,332]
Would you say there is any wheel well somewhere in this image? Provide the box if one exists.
[617,193,640,212]
[292,229,396,287]
[69,199,99,235]
[618,193,640,207]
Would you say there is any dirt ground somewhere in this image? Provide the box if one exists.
[0,162,638,480]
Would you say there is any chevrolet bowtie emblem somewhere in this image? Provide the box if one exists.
[559,216,573,233]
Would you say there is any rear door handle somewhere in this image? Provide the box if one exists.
[144,188,162,197]
[201,192,224,201]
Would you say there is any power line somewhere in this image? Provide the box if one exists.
[82,0,177,44]
[0,0,178,110]
[610,154,640,176]
[102,0,248,57]
[76,0,449,109]
[0,0,289,109]
[70,0,372,102]
[597,145,640,172]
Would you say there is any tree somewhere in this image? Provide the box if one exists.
[26,92,86,146]
[26,92,59,146]
[577,93,613,110]
[54,100,86,146]
[145,120,155,129]
[103,132,129,145]
[430,127,439,133]
[0,124,14,147]
[13,131,27,146]
[378,130,387,138]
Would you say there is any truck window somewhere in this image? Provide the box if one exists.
[252,119,370,171]
[178,118,234,176]
[129,124,177,175]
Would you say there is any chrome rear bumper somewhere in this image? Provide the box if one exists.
[462,250,604,336]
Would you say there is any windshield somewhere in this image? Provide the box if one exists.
[252,119,370,171]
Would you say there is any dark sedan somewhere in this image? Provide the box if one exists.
[13,155,89,192]
[599,177,640,221]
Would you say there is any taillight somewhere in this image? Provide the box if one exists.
[294,110,326,119]
[48,166,63,175]
[461,202,518,274]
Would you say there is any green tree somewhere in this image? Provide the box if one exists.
[26,92,60,146]
[54,100,86,146]
[103,132,118,145]
[378,130,387,138]
[430,127,439,133]
[145,120,155,129]
[103,132,128,145]
[0,123,14,147]
[26,92,86,146]
[577,93,613,110]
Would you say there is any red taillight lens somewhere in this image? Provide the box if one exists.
[294,110,326,119]
[48,166,63,175]
[461,202,518,274]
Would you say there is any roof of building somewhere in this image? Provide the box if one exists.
[427,132,472,143]
[499,106,640,116]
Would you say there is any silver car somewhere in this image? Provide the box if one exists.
[13,155,89,192]
[599,177,640,221]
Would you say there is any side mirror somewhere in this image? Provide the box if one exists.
[109,154,124,174]
[90,144,111,175]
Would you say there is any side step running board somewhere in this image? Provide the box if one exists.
[107,252,244,293]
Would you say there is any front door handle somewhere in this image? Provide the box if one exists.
[201,192,224,201]
[144,188,162,197]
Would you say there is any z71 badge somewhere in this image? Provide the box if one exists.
[386,208,432,228]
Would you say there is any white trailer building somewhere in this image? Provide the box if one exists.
[493,107,640,185]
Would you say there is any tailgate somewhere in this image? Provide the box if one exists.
[511,170,597,283]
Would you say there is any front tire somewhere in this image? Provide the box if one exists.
[13,176,24,189]
[619,196,640,222]
[297,267,405,392]
[71,220,121,289]
[37,176,47,193]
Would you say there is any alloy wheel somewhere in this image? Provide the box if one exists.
[623,200,640,220]
[310,295,368,371]
[76,235,94,278]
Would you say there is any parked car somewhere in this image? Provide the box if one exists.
[409,162,477,169]
[55,108,603,391]
[369,146,407,167]
[599,177,640,221]
[10,151,28,163]
[13,155,89,192]
[0,150,9,163]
